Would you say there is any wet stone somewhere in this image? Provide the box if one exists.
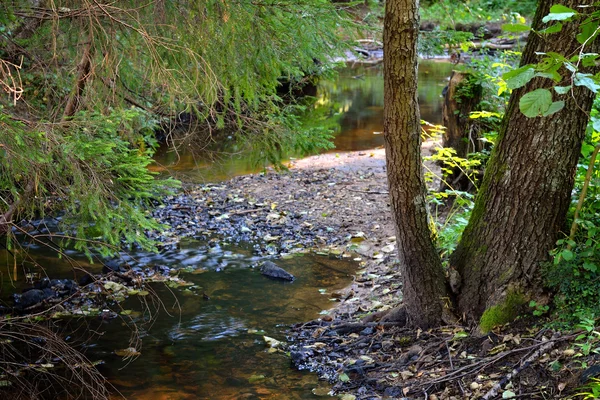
[260,261,295,281]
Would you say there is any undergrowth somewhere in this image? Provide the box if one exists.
[420,0,537,28]
[544,99,600,326]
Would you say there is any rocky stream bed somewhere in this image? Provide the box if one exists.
[145,149,591,400]
[8,148,597,399]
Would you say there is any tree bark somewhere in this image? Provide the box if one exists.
[384,0,449,328]
[442,71,483,157]
[451,0,600,321]
[63,37,93,119]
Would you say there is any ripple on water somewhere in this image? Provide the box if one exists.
[170,314,247,342]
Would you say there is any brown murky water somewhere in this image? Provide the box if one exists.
[0,239,356,399]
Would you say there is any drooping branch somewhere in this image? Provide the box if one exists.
[0,180,35,235]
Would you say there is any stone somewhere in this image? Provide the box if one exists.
[260,261,295,281]
[15,289,52,308]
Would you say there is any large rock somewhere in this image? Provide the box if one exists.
[260,261,294,281]
[14,288,54,308]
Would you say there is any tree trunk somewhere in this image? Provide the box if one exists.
[450,0,600,321]
[63,37,93,119]
[383,0,449,328]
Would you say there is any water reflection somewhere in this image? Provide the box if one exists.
[319,60,454,151]
[85,245,356,399]
[152,60,454,182]
[0,239,356,399]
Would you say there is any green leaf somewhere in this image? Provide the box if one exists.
[542,5,577,23]
[562,249,574,261]
[577,20,600,44]
[592,116,600,132]
[502,23,530,33]
[339,373,350,382]
[535,71,561,82]
[583,262,598,273]
[574,73,600,93]
[543,101,565,116]
[519,88,552,118]
[554,85,572,94]
[503,66,535,90]
[539,22,563,34]
[580,53,600,67]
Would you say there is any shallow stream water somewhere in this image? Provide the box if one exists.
[1,60,453,399]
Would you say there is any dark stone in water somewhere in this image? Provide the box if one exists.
[102,260,125,274]
[15,278,80,309]
[102,259,128,274]
[15,289,52,308]
[260,261,294,281]
[79,274,95,286]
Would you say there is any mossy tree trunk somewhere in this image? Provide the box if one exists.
[450,0,600,321]
[383,0,449,328]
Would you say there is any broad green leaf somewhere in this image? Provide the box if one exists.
[580,53,600,67]
[592,116,600,132]
[549,4,577,14]
[519,88,552,117]
[543,101,565,116]
[503,66,535,90]
[574,73,600,93]
[539,22,563,34]
[339,373,350,382]
[502,23,530,33]
[535,71,561,82]
[583,262,598,273]
[577,20,600,44]
[542,5,577,23]
[554,85,572,94]
[562,249,574,261]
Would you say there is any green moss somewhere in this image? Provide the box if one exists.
[396,336,412,346]
[454,73,483,104]
[479,291,527,333]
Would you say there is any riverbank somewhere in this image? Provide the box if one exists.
[150,147,588,400]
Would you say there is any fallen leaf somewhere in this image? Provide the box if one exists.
[263,336,281,348]
[114,347,140,358]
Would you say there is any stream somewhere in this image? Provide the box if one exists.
[1,60,453,399]
[152,60,455,182]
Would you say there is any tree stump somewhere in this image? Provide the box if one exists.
[440,70,482,192]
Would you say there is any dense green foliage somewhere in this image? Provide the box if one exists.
[0,108,178,255]
[545,99,600,324]
[0,1,354,254]
[420,0,537,28]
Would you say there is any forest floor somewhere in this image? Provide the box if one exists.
[145,143,595,400]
